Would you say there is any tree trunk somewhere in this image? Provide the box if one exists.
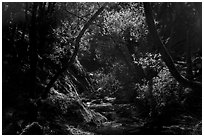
[29,3,38,99]
[42,3,108,99]
[122,27,145,83]
[147,79,156,118]
[143,3,201,92]
[109,35,135,74]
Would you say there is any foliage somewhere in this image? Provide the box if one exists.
[152,68,180,106]
[104,3,147,39]
[90,69,121,98]
[135,53,182,117]
[136,53,164,73]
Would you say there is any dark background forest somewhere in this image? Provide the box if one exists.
[2,2,202,135]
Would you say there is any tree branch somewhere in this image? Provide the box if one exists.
[143,3,201,91]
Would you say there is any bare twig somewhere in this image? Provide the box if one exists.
[65,9,87,22]
[64,9,105,29]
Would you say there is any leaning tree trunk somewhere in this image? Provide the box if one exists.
[29,3,38,99]
[42,3,108,99]
[143,3,201,92]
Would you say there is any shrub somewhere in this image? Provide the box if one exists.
[91,69,121,98]
[135,53,182,116]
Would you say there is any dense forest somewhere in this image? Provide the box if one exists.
[2,2,202,135]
